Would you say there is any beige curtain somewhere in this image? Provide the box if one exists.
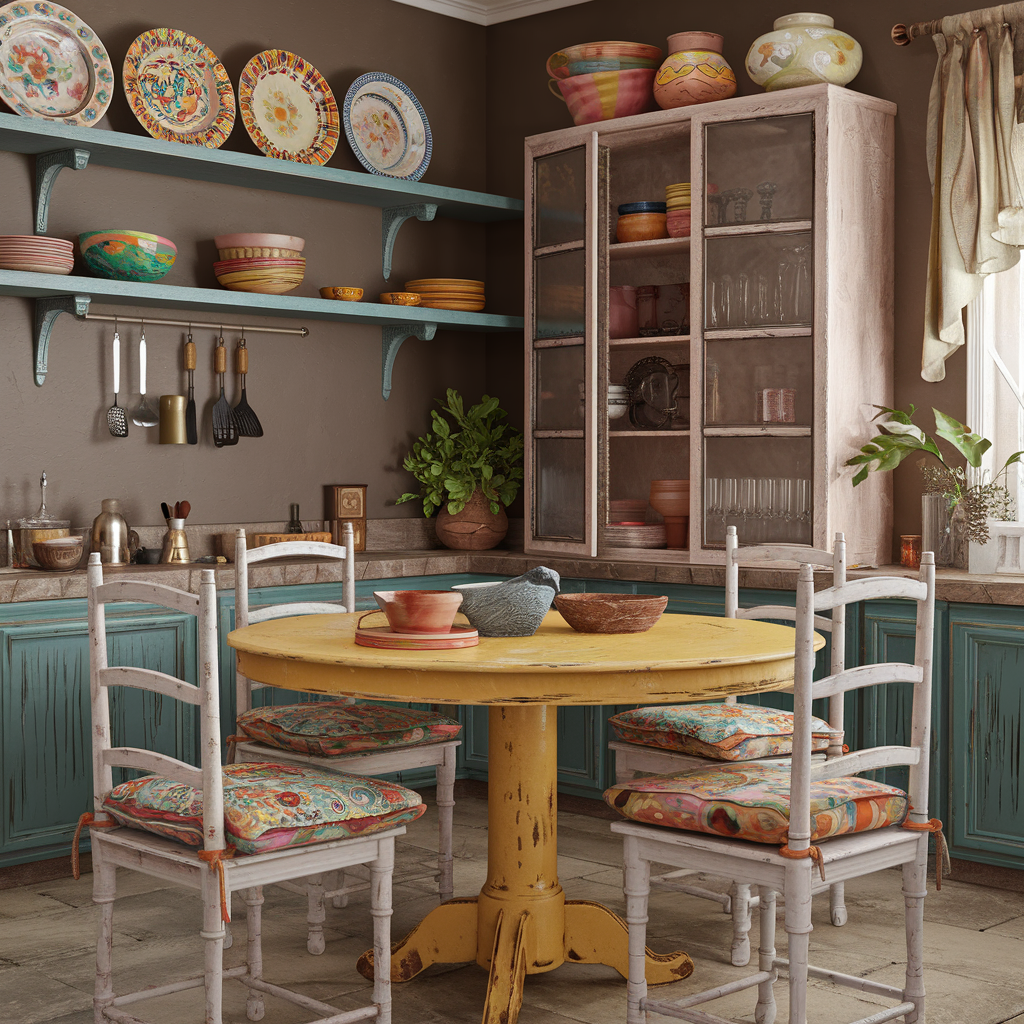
[923,6,1024,381]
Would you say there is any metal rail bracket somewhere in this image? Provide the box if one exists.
[34,294,90,386]
[381,203,437,281]
[35,149,90,234]
[382,322,437,400]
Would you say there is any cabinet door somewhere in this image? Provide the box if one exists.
[948,604,1024,869]
[0,601,196,866]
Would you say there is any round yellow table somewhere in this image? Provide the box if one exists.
[229,609,814,1024]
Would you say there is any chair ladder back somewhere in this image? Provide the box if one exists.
[907,553,936,820]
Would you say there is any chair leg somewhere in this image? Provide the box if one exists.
[370,838,395,1024]
[92,846,116,1024]
[829,881,848,926]
[306,873,327,955]
[623,835,650,1024]
[201,866,226,1024]
[755,887,778,1024]
[436,746,457,902]
[902,839,928,1022]
[783,866,813,1024]
[729,882,753,966]
[330,871,349,909]
[244,886,266,1022]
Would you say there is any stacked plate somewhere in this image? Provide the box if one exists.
[665,182,691,210]
[0,235,74,275]
[404,278,485,312]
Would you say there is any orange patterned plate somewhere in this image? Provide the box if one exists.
[355,624,479,650]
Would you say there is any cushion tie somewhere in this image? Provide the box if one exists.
[901,814,951,890]
[779,842,826,882]
[71,812,119,881]
[197,847,236,922]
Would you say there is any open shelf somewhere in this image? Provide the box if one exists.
[609,237,690,260]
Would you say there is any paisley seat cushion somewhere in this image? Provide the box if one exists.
[608,703,840,761]
[604,762,908,844]
[102,762,426,855]
[237,701,462,756]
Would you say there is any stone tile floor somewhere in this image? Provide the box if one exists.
[3,793,1022,1023]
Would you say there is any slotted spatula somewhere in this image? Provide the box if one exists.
[212,335,238,447]
[106,327,128,437]
[233,337,264,437]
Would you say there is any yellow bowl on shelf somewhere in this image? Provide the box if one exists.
[379,292,421,305]
[320,286,364,301]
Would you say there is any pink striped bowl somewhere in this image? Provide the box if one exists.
[550,69,657,126]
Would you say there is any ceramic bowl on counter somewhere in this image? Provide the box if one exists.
[320,286,364,301]
[79,230,177,283]
[451,567,560,637]
[554,592,668,633]
[32,536,84,571]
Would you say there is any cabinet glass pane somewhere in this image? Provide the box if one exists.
[536,345,585,430]
[703,436,812,548]
[704,230,812,329]
[535,438,586,540]
[705,337,811,427]
[535,147,587,248]
[535,249,586,339]
[704,113,813,225]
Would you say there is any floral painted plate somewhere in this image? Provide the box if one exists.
[238,50,339,165]
[123,27,235,148]
[343,72,431,181]
[0,2,114,125]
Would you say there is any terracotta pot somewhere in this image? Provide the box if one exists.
[654,31,737,109]
[435,490,509,550]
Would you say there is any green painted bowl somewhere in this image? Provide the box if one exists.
[78,230,177,283]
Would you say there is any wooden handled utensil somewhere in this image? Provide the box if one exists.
[233,337,264,437]
[212,335,238,447]
[184,332,197,445]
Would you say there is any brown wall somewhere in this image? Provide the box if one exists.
[485,0,969,557]
[0,0,490,531]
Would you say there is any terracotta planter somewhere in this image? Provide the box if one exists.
[434,490,509,550]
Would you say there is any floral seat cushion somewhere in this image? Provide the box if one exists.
[608,703,840,761]
[102,762,426,855]
[604,762,907,844]
[237,701,462,757]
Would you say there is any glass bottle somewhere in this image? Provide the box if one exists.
[636,285,659,336]
[286,504,303,533]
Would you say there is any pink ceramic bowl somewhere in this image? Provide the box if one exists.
[373,590,464,633]
[666,210,691,238]
[551,68,657,126]
[616,212,668,243]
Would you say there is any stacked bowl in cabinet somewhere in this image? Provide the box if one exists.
[213,233,306,294]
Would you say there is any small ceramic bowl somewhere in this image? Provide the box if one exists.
[213,233,305,252]
[379,291,421,305]
[555,592,668,634]
[320,286,364,301]
[618,201,666,215]
[616,212,668,243]
[452,567,560,637]
[667,209,691,238]
[373,590,463,633]
[32,536,84,571]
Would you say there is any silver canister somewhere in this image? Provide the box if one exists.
[91,498,139,566]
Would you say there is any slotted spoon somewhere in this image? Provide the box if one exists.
[131,324,158,427]
[233,337,264,437]
[212,335,238,447]
[106,328,128,437]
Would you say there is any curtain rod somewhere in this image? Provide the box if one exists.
[80,313,309,336]
[893,2,1024,44]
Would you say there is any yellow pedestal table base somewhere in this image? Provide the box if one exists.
[357,705,692,1024]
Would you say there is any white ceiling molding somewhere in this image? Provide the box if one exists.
[390,0,593,27]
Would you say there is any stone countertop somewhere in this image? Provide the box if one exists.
[0,547,1022,607]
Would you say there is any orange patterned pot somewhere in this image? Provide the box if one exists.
[654,31,737,109]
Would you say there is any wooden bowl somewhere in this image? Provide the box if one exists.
[554,592,668,633]
[616,212,668,243]
[32,536,83,571]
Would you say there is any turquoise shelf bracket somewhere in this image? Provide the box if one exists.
[34,293,90,386]
[382,321,437,400]
[34,148,90,234]
[381,203,437,280]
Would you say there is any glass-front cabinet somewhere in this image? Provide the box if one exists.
[524,85,896,565]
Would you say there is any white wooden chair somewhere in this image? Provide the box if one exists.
[231,525,461,954]
[609,527,848,966]
[81,554,401,1024]
[610,554,945,1024]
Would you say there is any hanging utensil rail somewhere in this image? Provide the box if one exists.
[80,312,309,336]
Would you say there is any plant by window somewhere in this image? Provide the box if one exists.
[846,405,1022,543]
[396,389,524,518]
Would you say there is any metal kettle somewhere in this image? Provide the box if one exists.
[91,498,139,566]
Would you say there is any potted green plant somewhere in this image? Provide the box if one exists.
[846,405,1021,567]
[397,389,524,550]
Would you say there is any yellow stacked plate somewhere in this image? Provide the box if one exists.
[405,277,485,312]
[665,182,691,211]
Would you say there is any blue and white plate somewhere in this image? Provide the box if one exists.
[343,72,431,181]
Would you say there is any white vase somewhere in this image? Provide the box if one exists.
[746,13,862,92]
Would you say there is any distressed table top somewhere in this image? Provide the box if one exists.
[228,609,824,705]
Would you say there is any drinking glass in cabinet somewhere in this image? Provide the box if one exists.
[706,338,810,426]
[705,475,812,545]
[535,438,586,541]
[535,346,585,430]
[534,147,587,249]
[535,249,586,339]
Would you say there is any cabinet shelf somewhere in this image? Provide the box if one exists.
[704,326,812,340]
[609,237,690,260]
[704,425,811,437]
[704,220,812,238]
[609,430,689,438]
[609,334,690,348]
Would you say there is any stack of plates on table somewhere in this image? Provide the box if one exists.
[602,523,666,548]
[0,235,74,275]
[404,278,485,312]
[665,182,691,211]
[355,624,479,650]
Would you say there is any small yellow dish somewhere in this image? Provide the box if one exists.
[379,291,421,306]
[320,286,364,301]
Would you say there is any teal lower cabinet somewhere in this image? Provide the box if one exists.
[948,603,1024,870]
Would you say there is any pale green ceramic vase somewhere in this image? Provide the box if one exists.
[745,13,862,92]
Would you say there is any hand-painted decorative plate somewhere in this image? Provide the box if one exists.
[238,50,339,165]
[343,72,431,181]
[123,27,235,148]
[0,2,114,125]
